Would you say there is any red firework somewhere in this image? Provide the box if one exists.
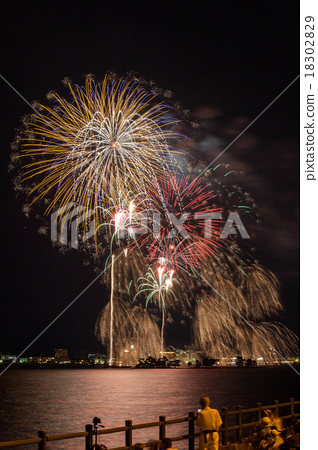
[143,173,225,272]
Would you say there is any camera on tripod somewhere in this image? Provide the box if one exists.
[91,417,106,449]
[93,417,102,427]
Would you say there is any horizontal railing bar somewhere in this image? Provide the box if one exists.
[261,402,298,411]
[280,413,300,420]
[225,410,239,416]
[0,438,42,447]
[241,421,259,429]
[225,413,301,432]
[98,426,129,434]
[47,431,88,441]
[226,425,239,431]
[228,403,299,415]
[277,402,295,408]
[241,407,259,413]
[166,418,189,425]
[231,401,299,415]
[258,405,274,412]
[133,421,161,430]
[233,406,271,414]
[170,435,189,442]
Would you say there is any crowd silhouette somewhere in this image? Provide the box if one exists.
[244,410,300,449]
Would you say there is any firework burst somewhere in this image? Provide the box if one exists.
[134,265,179,310]
[193,292,299,362]
[134,172,226,273]
[16,74,186,231]
[134,265,183,353]
[95,297,161,363]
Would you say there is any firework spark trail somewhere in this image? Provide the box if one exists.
[16,75,187,230]
[95,297,161,362]
[199,261,284,321]
[92,169,230,276]
[143,172,226,272]
[193,295,298,361]
[134,266,180,310]
[141,163,261,275]
[193,274,299,374]
[94,195,151,254]
[109,254,115,364]
[134,265,180,353]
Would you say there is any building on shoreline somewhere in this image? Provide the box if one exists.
[0,349,300,368]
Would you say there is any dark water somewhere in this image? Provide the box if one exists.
[0,366,299,449]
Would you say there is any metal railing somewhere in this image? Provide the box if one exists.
[0,398,299,449]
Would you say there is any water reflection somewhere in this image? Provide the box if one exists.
[0,367,299,449]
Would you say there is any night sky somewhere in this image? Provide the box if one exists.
[0,1,299,358]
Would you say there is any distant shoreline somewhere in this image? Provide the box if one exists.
[1,363,299,370]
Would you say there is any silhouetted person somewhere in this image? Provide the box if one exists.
[247,417,273,448]
[287,421,300,448]
[259,428,284,449]
[258,417,272,436]
[148,441,160,450]
[264,409,283,432]
[196,397,222,450]
[279,444,292,450]
[242,422,260,447]
[161,438,178,450]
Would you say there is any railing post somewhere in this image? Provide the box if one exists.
[221,407,228,445]
[85,424,93,450]
[188,412,195,450]
[274,400,279,417]
[256,402,262,422]
[38,430,47,450]
[159,415,166,442]
[236,405,242,442]
[290,397,295,416]
[125,420,133,450]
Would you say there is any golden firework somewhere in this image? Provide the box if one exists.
[19,75,185,227]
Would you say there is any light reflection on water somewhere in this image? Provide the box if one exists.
[0,367,299,449]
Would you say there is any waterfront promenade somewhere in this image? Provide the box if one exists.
[0,398,299,449]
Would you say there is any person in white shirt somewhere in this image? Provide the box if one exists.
[196,397,222,450]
